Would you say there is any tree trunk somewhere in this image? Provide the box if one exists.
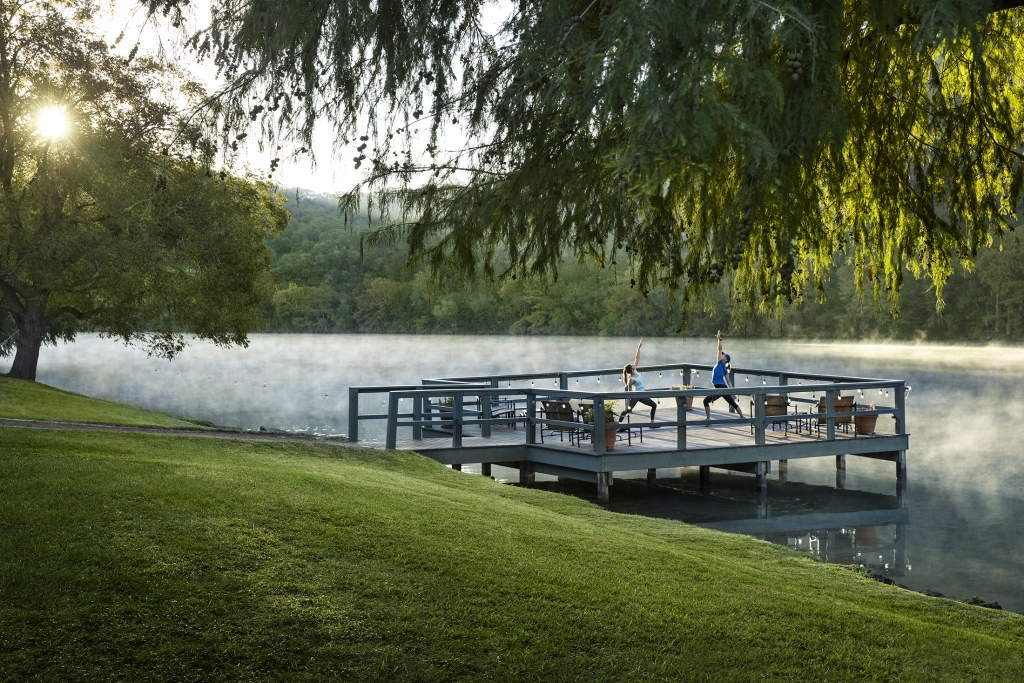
[6,313,46,380]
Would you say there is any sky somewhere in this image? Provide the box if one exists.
[100,0,508,196]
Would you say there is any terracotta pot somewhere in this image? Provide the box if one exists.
[584,419,618,451]
[855,413,877,435]
[438,405,453,423]
[685,396,693,411]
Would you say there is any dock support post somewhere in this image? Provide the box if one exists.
[451,464,462,471]
[836,454,846,470]
[480,391,492,438]
[836,469,846,489]
[778,460,788,482]
[676,396,687,451]
[519,461,535,486]
[526,393,537,445]
[756,461,768,494]
[757,490,769,519]
[596,471,610,503]
[481,463,491,477]
[896,450,907,483]
[825,390,836,441]
[348,388,359,442]
[754,391,766,447]
[699,466,710,494]
[453,394,464,448]
[385,393,399,450]
[412,396,422,440]
[647,468,657,485]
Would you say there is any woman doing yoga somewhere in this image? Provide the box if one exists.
[704,331,744,419]
[619,338,657,423]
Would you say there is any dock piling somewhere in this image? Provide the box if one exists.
[778,459,788,482]
[699,466,710,493]
[481,463,492,477]
[647,468,657,485]
[596,471,610,502]
[756,461,768,494]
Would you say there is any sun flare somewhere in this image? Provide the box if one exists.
[36,107,70,140]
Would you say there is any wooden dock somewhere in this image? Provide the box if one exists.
[348,362,909,502]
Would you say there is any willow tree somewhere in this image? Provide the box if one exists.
[0,0,289,380]
[165,0,1024,319]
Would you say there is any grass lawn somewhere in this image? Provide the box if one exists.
[0,376,207,427]
[1,429,1021,681]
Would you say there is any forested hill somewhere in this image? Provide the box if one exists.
[263,191,1024,341]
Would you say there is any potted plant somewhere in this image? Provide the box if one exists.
[669,385,694,411]
[437,396,454,424]
[582,402,619,451]
[855,402,878,435]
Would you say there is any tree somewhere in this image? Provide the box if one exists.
[0,0,289,380]
[148,0,1024,324]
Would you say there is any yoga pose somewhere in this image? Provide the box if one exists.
[704,331,743,419]
[619,338,657,423]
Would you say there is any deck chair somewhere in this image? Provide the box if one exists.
[750,395,792,436]
[817,396,855,436]
[540,401,579,445]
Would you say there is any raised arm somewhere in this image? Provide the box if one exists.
[633,338,643,369]
[716,330,723,361]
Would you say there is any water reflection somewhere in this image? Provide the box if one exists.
[3,334,1022,611]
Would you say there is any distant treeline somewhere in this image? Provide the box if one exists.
[263,192,1024,341]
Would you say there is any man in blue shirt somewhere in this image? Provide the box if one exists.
[703,330,743,420]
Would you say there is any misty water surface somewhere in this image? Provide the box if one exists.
[5,334,1022,611]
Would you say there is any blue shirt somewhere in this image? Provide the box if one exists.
[630,372,645,391]
[712,359,728,385]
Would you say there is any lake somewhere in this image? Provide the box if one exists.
[6,334,1023,612]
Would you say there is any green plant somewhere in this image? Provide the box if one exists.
[583,402,616,424]
[437,396,454,407]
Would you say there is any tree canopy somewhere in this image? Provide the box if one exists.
[0,0,289,379]
[157,0,1023,323]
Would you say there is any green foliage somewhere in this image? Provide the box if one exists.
[159,0,1023,322]
[262,195,1024,340]
[3,428,1022,680]
[0,0,289,379]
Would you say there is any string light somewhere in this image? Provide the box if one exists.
[659,372,662,378]
[745,376,749,382]
[234,379,238,384]
[762,378,766,385]
[325,392,330,398]
[597,377,601,383]
[263,384,267,388]
[576,379,579,385]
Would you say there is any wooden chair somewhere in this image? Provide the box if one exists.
[750,395,792,436]
[540,401,579,445]
[817,396,855,436]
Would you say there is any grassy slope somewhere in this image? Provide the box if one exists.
[1,430,1021,682]
[0,376,206,427]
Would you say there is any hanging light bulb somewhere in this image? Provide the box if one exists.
[885,389,889,397]
[325,392,330,398]
[576,379,579,385]
[597,377,601,383]
[508,381,511,388]
[879,388,883,395]
[176,371,180,376]
[263,383,267,388]
[762,378,766,385]
[207,377,211,381]
[659,372,662,379]
[531,380,534,387]
[234,379,238,384]
[745,376,749,382]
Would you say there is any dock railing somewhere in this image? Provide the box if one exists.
[348,364,907,454]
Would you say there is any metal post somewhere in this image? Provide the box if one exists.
[676,396,687,451]
[348,387,359,442]
[594,397,607,455]
[525,393,537,445]
[453,393,464,448]
[385,392,399,450]
[412,395,422,440]
[754,391,766,447]
[481,390,492,438]
[825,389,836,441]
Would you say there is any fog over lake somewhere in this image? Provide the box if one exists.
[6,334,1023,611]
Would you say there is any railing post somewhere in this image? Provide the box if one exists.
[453,393,464,448]
[559,373,568,390]
[676,396,687,451]
[480,390,492,438]
[825,389,836,441]
[385,392,399,449]
[525,392,536,445]
[348,387,359,442]
[728,367,737,413]
[412,395,422,440]
[594,397,607,455]
[778,373,787,386]
[895,382,906,435]
[755,391,766,447]
[683,366,691,386]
